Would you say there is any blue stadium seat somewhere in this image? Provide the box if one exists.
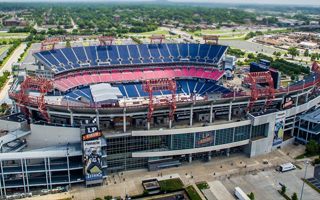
[189,44,199,62]
[106,46,120,65]
[60,48,80,68]
[117,45,131,65]
[166,44,180,61]
[138,44,152,64]
[72,47,87,63]
[35,43,228,73]
[148,44,163,63]
[85,46,98,66]
[52,49,69,67]
[96,46,108,62]
[158,44,172,62]
[127,45,141,64]
[198,44,210,62]
[178,43,188,58]
[124,84,139,97]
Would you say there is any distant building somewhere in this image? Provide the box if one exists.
[114,15,121,23]
[309,21,319,25]
[299,41,318,49]
[3,17,27,27]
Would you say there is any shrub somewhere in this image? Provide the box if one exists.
[158,178,184,192]
[185,185,202,200]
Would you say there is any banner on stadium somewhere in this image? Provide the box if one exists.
[83,139,103,182]
[273,111,286,146]
[195,132,214,148]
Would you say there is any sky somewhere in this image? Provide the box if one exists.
[0,0,319,6]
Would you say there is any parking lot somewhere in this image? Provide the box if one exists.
[222,165,319,200]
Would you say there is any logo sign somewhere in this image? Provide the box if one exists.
[85,125,98,134]
[196,132,214,148]
[82,131,102,141]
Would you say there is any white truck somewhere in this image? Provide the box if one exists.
[279,162,296,172]
[234,187,250,200]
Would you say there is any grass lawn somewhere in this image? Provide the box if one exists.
[158,178,184,192]
[185,185,202,200]
[0,32,29,37]
[0,45,10,56]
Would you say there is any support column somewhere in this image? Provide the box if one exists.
[147,121,150,130]
[24,159,29,192]
[48,158,52,190]
[209,103,213,124]
[0,161,6,197]
[123,108,127,133]
[297,119,301,139]
[208,151,212,161]
[66,148,71,187]
[0,166,2,197]
[226,148,230,157]
[306,121,310,142]
[69,109,74,126]
[44,157,49,189]
[188,154,192,163]
[295,95,299,107]
[169,119,172,129]
[95,109,100,130]
[228,102,232,121]
[189,105,193,127]
[21,159,26,194]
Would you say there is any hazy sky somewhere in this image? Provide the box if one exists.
[0,0,319,6]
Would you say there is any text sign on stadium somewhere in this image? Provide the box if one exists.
[82,131,102,141]
[85,125,99,134]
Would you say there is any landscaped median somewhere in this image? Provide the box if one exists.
[302,178,320,194]
[185,185,202,200]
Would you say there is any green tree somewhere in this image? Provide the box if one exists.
[281,185,286,195]
[304,49,309,57]
[66,40,71,48]
[248,192,255,200]
[291,192,298,200]
[288,47,299,59]
[305,139,319,156]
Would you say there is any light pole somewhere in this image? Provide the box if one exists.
[300,160,310,200]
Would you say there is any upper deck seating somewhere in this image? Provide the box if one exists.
[35,43,228,73]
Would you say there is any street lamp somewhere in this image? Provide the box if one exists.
[300,160,310,200]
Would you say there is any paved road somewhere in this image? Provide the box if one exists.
[0,43,26,104]
[0,43,26,75]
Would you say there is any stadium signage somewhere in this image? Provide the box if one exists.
[82,131,102,141]
[83,139,103,182]
[85,125,99,134]
[273,111,286,146]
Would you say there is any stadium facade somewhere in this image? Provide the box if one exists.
[0,39,319,197]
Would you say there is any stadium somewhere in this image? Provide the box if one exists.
[0,35,320,196]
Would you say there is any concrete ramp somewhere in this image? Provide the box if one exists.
[208,180,235,200]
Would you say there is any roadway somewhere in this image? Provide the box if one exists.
[0,43,27,104]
